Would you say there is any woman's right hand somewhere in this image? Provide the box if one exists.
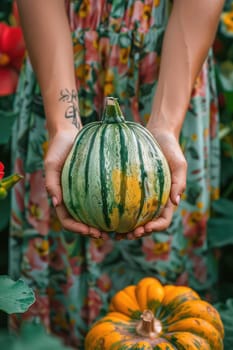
[121,127,187,240]
[44,128,105,239]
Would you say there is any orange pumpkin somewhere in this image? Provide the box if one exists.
[85,277,224,350]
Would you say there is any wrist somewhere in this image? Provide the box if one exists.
[46,107,82,139]
[43,88,82,138]
[47,121,81,140]
[147,114,181,141]
[149,88,189,140]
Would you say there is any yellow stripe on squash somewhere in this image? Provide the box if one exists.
[165,332,212,350]
[159,286,200,320]
[85,322,117,349]
[150,343,176,350]
[166,299,224,337]
[109,290,140,317]
[100,331,126,349]
[103,312,130,322]
[147,283,164,312]
[119,340,154,349]
[163,285,200,305]
[135,277,164,311]
[122,341,176,350]
[167,317,223,349]
[136,277,162,287]
[124,341,176,350]
[123,285,140,308]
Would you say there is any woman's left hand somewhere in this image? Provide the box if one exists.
[44,128,106,239]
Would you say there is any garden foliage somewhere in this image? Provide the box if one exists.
[0,0,233,349]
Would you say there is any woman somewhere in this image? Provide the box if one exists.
[10,0,223,348]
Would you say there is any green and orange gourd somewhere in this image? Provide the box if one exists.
[61,97,171,233]
[85,277,224,350]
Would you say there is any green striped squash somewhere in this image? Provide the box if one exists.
[61,97,171,233]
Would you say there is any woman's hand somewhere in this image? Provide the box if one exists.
[44,128,105,239]
[149,128,187,206]
[121,128,187,240]
[44,127,186,241]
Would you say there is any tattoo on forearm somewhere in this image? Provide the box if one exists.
[59,89,81,129]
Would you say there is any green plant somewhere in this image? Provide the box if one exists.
[0,161,22,199]
[0,275,35,314]
[0,322,73,350]
[0,162,34,332]
[215,299,233,349]
[0,156,70,349]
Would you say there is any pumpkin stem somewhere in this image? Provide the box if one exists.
[102,97,125,124]
[136,310,162,339]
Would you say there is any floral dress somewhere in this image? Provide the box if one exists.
[9,0,220,348]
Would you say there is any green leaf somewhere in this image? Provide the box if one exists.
[0,194,10,230]
[220,158,233,190]
[111,2,126,18]
[0,110,17,145]
[214,299,233,350]
[0,323,73,350]
[211,198,233,217]
[140,83,155,96]
[0,276,35,314]
[187,146,199,160]
[119,33,131,48]
[208,217,233,247]
[185,182,202,205]
[0,1,12,23]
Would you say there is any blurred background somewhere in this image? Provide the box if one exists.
[0,0,233,348]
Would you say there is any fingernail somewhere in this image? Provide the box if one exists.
[91,233,101,239]
[176,195,181,205]
[90,234,101,239]
[135,232,143,238]
[145,229,152,233]
[52,196,58,207]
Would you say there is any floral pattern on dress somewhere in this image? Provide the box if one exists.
[10,0,220,349]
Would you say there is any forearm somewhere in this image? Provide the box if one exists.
[16,0,80,137]
[149,0,224,139]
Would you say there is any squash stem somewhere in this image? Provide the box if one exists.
[136,310,162,339]
[102,97,125,124]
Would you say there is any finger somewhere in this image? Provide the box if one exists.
[143,200,175,233]
[89,227,102,239]
[56,204,101,238]
[170,158,187,206]
[129,226,145,239]
[150,132,187,206]
[115,233,126,240]
[126,232,137,240]
[124,199,175,239]
[44,162,63,205]
[100,232,110,240]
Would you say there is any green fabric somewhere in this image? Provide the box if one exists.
[9,1,220,348]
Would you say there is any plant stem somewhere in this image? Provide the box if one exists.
[136,310,162,339]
